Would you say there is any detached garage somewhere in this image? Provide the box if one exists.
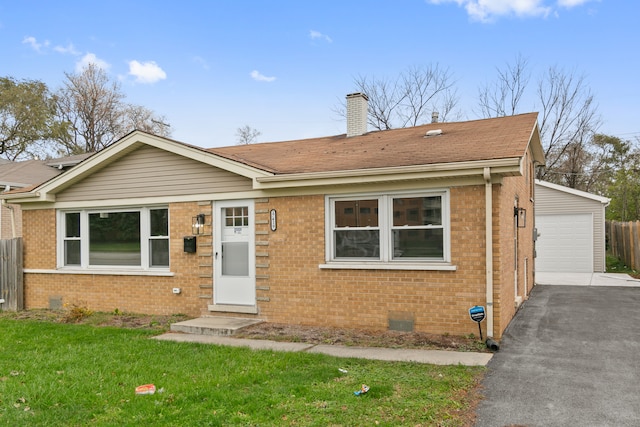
[535,180,610,273]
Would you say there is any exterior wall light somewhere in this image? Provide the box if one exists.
[192,213,206,235]
[515,207,526,228]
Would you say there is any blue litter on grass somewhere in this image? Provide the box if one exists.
[354,384,370,396]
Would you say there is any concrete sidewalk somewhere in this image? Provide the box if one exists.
[536,272,640,287]
[152,332,493,366]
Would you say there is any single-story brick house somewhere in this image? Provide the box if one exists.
[1,94,544,339]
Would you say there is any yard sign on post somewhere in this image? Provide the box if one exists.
[469,305,486,341]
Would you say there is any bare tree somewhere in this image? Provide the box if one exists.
[123,104,172,138]
[536,66,600,184]
[478,54,530,118]
[56,63,125,154]
[338,64,458,130]
[399,65,459,126]
[55,63,171,155]
[477,58,600,189]
[236,125,261,145]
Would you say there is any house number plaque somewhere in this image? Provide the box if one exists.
[270,209,277,231]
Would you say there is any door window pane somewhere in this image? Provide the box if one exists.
[225,207,249,227]
[222,242,249,276]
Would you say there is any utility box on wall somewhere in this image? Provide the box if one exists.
[183,236,196,253]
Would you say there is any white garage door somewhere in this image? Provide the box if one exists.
[536,213,593,272]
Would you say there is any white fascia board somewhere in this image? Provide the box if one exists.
[528,123,546,165]
[254,158,522,190]
[535,179,611,205]
[141,136,272,179]
[4,132,273,203]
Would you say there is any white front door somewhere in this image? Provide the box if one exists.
[214,200,255,306]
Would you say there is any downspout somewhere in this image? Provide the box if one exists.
[484,167,494,338]
[8,204,16,239]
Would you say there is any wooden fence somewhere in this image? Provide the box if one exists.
[606,221,640,271]
[0,238,23,311]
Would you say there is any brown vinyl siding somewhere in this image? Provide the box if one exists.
[55,145,252,202]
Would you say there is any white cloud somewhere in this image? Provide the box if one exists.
[309,30,333,43]
[75,53,110,72]
[22,36,50,52]
[557,0,592,7]
[250,70,276,82]
[426,0,598,22]
[54,43,80,55]
[128,60,167,84]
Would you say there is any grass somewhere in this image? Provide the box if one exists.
[606,254,640,277]
[0,319,484,426]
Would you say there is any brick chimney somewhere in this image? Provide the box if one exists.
[346,92,368,137]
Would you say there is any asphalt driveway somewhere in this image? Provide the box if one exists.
[474,284,640,427]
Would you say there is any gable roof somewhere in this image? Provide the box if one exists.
[535,180,610,205]
[210,113,543,174]
[1,113,544,203]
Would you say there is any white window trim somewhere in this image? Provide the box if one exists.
[323,190,453,270]
[56,206,169,272]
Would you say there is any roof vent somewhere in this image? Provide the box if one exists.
[425,129,443,137]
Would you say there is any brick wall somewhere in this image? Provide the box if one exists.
[20,175,535,338]
[251,186,494,337]
[22,203,208,316]
[494,152,536,336]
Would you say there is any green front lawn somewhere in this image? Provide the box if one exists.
[0,319,483,426]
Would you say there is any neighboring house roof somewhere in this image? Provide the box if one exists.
[0,160,63,189]
[535,180,610,206]
[45,153,94,170]
[210,113,543,174]
[0,153,94,191]
[1,113,544,201]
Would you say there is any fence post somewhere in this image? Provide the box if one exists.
[0,238,24,311]
[607,220,640,272]
[634,221,640,271]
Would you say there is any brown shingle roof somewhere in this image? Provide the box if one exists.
[209,113,539,174]
[0,160,62,188]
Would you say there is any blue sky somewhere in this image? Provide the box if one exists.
[1,0,638,147]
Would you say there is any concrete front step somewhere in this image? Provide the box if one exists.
[170,317,262,336]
